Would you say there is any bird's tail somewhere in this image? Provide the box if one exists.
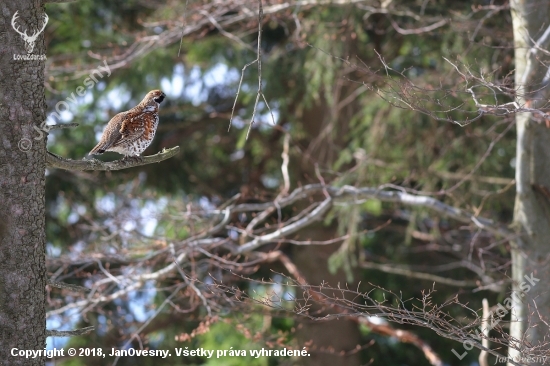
[89,142,107,155]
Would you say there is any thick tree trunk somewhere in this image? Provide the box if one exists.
[0,2,47,365]
[510,1,550,365]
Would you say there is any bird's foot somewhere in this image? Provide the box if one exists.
[121,155,143,163]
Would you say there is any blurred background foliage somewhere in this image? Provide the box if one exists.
[43,0,516,365]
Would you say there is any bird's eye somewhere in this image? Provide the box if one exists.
[154,95,165,103]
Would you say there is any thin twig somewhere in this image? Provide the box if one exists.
[171,244,212,317]
[228,0,274,139]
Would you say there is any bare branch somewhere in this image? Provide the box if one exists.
[48,280,90,293]
[388,17,448,35]
[46,146,180,171]
[228,0,274,138]
[45,123,79,131]
[263,251,445,366]
[229,184,512,237]
[171,244,212,317]
[46,238,225,317]
[199,10,255,52]
[46,326,94,337]
[234,196,333,254]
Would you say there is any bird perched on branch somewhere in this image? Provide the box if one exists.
[89,90,166,158]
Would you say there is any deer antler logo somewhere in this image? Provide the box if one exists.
[11,11,49,54]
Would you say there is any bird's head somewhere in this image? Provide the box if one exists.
[144,90,166,105]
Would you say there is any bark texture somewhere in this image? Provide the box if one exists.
[510,1,550,364]
[0,2,47,365]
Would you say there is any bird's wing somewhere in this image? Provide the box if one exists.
[112,113,145,147]
[89,112,126,154]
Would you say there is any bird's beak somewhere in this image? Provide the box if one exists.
[154,93,166,104]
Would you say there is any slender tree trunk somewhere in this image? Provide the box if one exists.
[0,2,47,365]
[510,1,550,364]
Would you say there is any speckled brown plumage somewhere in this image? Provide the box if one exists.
[89,90,166,157]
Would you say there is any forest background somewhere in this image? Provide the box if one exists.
[2,0,550,365]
